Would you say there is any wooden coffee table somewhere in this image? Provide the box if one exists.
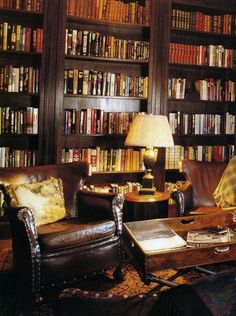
[123,211,236,287]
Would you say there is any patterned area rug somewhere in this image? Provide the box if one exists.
[0,249,12,271]
[0,249,234,316]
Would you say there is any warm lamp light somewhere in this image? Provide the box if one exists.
[125,113,174,195]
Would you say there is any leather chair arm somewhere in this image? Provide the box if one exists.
[4,204,39,247]
[76,190,124,234]
[171,181,193,216]
[4,204,41,296]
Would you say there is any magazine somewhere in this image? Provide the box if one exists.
[186,227,231,248]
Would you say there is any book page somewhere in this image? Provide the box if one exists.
[137,229,187,253]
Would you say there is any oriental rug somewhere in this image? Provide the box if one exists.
[0,249,234,316]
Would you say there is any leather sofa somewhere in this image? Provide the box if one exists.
[171,159,227,216]
[0,162,124,305]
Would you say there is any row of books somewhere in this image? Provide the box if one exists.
[64,69,148,97]
[61,147,145,173]
[168,78,186,99]
[82,182,141,195]
[0,147,36,168]
[165,145,235,169]
[64,109,137,135]
[197,79,236,102]
[0,0,44,12]
[168,112,235,135]
[0,22,43,53]
[65,28,149,60]
[171,9,236,36]
[0,106,38,134]
[66,0,151,25]
[169,43,236,68]
[168,77,236,101]
[0,65,40,93]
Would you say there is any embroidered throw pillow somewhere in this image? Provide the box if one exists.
[6,177,67,227]
[213,156,236,210]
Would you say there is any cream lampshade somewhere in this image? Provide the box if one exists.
[125,113,174,195]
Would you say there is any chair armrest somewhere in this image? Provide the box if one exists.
[4,204,39,248]
[3,204,41,295]
[76,190,124,234]
[170,181,194,216]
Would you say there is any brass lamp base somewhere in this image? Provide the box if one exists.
[139,169,156,195]
[139,187,156,195]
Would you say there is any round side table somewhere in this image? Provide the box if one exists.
[123,191,169,222]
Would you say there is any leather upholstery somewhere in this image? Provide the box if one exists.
[171,160,227,216]
[0,162,89,216]
[38,219,116,250]
[0,162,124,303]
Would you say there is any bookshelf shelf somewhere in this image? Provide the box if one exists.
[63,134,126,138]
[169,63,236,72]
[173,134,235,145]
[168,101,235,118]
[170,27,236,40]
[64,94,147,100]
[0,134,38,149]
[0,50,42,57]
[0,7,43,17]
[62,134,126,148]
[65,55,149,64]
[67,16,150,30]
[0,92,40,96]
[92,170,145,175]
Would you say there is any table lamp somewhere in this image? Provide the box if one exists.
[125,113,174,195]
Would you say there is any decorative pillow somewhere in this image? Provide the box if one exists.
[213,156,236,210]
[6,177,67,227]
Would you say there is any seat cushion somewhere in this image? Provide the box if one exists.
[37,218,116,251]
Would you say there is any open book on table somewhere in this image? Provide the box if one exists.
[135,229,187,253]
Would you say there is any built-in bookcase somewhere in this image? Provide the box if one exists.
[1,0,236,190]
[0,0,46,167]
[166,0,236,170]
[54,0,155,186]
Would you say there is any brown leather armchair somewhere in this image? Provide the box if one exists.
[0,162,124,304]
[171,159,227,216]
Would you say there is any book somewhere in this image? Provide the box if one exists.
[135,229,187,253]
[186,227,231,247]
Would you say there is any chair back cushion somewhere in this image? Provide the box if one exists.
[182,160,227,208]
[0,162,89,216]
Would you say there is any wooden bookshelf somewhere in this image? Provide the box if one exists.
[165,0,236,170]
[53,0,166,191]
[0,1,46,167]
[1,0,236,198]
